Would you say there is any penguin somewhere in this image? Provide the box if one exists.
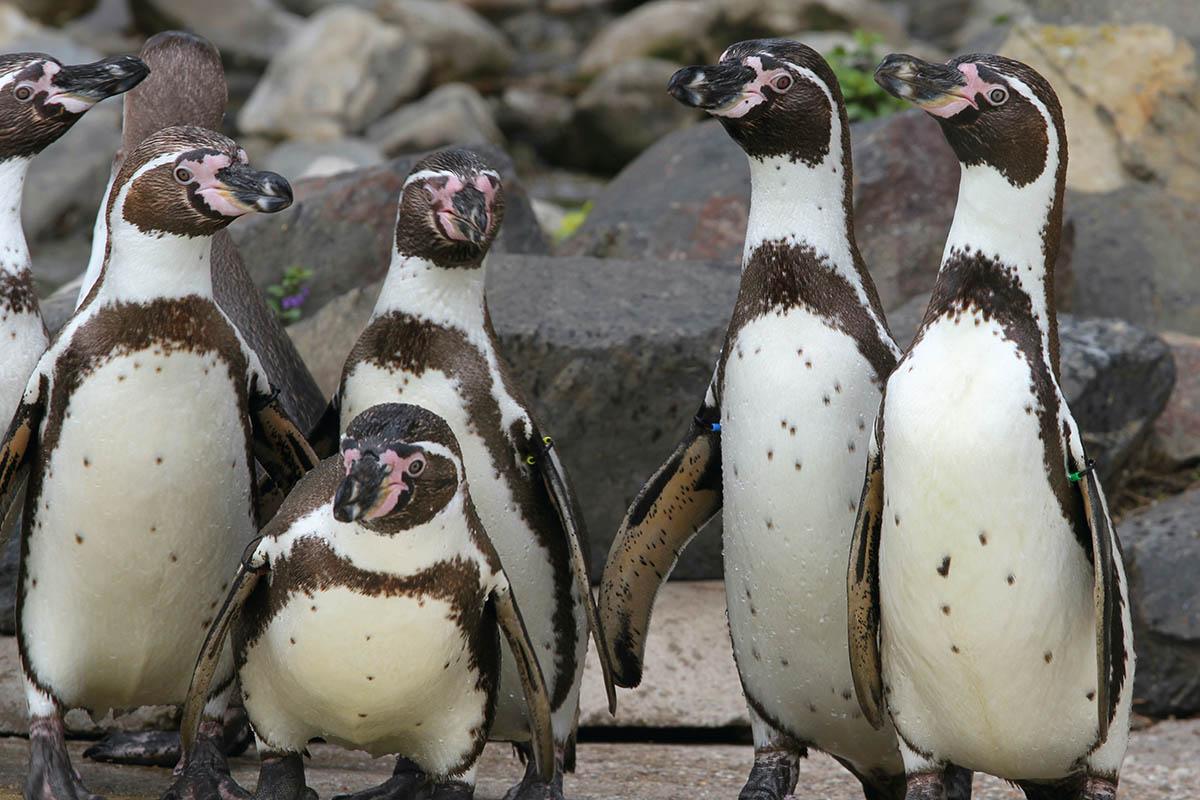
[0,51,148,531]
[0,125,318,800]
[847,53,1133,799]
[176,402,556,800]
[74,30,326,433]
[309,147,615,800]
[597,39,972,800]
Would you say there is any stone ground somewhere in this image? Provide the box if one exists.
[0,720,1195,800]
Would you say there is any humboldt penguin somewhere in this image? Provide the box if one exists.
[176,402,555,800]
[0,125,317,800]
[310,147,615,800]
[74,30,326,433]
[847,53,1133,799]
[598,39,972,800]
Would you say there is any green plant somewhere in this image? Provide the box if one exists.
[266,267,313,325]
[828,31,909,123]
[554,200,594,243]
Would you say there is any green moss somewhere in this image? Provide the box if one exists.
[554,201,594,243]
[828,31,908,123]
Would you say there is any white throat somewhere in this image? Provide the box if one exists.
[93,213,215,304]
[373,250,486,335]
[0,157,32,278]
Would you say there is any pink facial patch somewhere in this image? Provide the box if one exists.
[423,173,491,243]
[23,62,98,114]
[364,450,425,520]
[186,152,247,217]
[342,448,361,475]
[922,62,1007,119]
[709,56,793,120]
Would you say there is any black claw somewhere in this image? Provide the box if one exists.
[84,731,181,767]
[330,757,428,800]
[157,728,249,800]
[738,749,800,800]
[501,752,563,800]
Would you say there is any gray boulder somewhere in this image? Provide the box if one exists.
[238,5,429,141]
[14,0,98,28]
[576,0,720,75]
[1149,332,1200,470]
[366,83,505,158]
[128,0,302,67]
[260,138,386,181]
[368,0,516,82]
[1120,485,1200,717]
[228,145,548,316]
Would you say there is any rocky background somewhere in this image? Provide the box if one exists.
[1,0,1199,730]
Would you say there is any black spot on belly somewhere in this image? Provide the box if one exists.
[794,461,802,471]
[1007,574,1015,585]
[1044,651,1053,663]
[1086,691,1095,701]
[82,457,89,467]
[937,556,951,577]
[951,645,960,654]
[979,531,988,545]
[894,514,901,526]
[74,534,83,545]
[941,605,950,615]
[841,688,852,700]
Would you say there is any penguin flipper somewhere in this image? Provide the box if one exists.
[492,579,555,785]
[532,434,617,714]
[250,383,320,495]
[0,382,46,526]
[1073,455,1117,744]
[306,396,342,461]
[598,398,722,688]
[179,549,264,756]
[847,415,886,730]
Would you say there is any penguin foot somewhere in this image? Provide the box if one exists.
[1080,775,1117,800]
[738,748,800,800]
[254,752,316,800]
[330,757,427,800]
[429,782,473,800]
[500,751,564,800]
[904,772,947,800]
[944,765,973,800]
[158,721,250,800]
[27,715,107,800]
[84,706,252,767]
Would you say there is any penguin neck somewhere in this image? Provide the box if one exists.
[742,148,863,286]
[94,218,216,305]
[0,157,33,279]
[374,250,488,335]
[937,154,1064,373]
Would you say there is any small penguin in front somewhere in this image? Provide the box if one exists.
[309,147,615,800]
[177,402,555,800]
[847,53,1133,799]
[0,125,317,800]
[598,39,970,800]
[0,51,148,529]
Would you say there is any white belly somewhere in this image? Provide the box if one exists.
[21,349,252,711]
[720,310,900,772]
[879,317,1100,778]
[0,307,46,428]
[241,585,490,773]
[341,362,585,742]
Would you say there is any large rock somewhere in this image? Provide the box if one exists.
[1025,0,1200,56]
[1120,485,1200,718]
[1066,184,1200,337]
[228,146,548,316]
[260,138,386,182]
[15,0,97,27]
[128,0,302,68]
[997,23,1200,202]
[1149,332,1200,470]
[366,83,505,158]
[553,58,700,173]
[368,0,516,82]
[577,0,720,75]
[712,0,906,44]
[238,5,430,142]
[0,5,104,67]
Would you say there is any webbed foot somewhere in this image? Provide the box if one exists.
[158,721,249,800]
[27,715,107,800]
[330,757,427,800]
[738,748,799,800]
[905,772,947,800]
[255,752,316,800]
[84,706,252,766]
[500,750,563,800]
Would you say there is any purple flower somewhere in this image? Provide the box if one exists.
[280,285,309,310]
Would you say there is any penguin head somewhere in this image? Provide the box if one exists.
[0,52,148,160]
[334,403,464,532]
[874,53,1065,188]
[394,148,505,267]
[668,39,844,164]
[110,125,292,238]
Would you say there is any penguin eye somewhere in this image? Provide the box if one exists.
[13,84,33,102]
[987,87,1008,105]
[174,167,193,184]
[423,184,438,204]
[408,457,425,476]
[770,73,793,92]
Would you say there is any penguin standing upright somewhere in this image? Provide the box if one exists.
[0,125,317,800]
[312,147,614,800]
[0,51,148,524]
[847,53,1133,799]
[598,39,973,800]
[177,402,556,800]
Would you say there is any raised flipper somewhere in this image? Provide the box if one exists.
[847,414,886,730]
[1070,450,1117,743]
[530,433,617,714]
[180,538,266,755]
[598,396,722,688]
[492,577,555,785]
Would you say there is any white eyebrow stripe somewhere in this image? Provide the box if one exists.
[403,169,459,189]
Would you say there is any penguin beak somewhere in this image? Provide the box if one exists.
[47,55,150,112]
[207,163,293,216]
[333,455,412,523]
[668,62,760,118]
[874,54,976,116]
[443,184,491,246]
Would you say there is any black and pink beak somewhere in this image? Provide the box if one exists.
[875,54,987,119]
[333,444,425,523]
[426,172,500,246]
[668,61,757,114]
[44,55,149,112]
